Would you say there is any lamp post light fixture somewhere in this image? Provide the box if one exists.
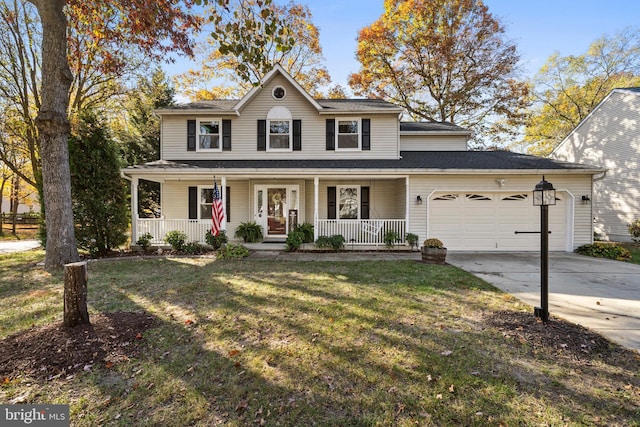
[532,176,556,322]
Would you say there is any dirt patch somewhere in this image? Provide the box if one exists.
[484,310,622,360]
[0,312,157,381]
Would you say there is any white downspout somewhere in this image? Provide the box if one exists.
[314,176,319,241]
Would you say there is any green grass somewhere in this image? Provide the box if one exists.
[1,251,639,426]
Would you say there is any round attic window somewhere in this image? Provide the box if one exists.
[272,86,286,99]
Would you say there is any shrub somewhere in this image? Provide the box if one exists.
[164,230,188,252]
[285,230,305,252]
[294,222,314,243]
[183,241,205,255]
[575,242,631,261]
[383,230,400,249]
[136,233,154,252]
[234,221,264,243]
[423,238,444,248]
[628,219,640,243]
[216,243,250,259]
[205,229,228,249]
[315,234,345,251]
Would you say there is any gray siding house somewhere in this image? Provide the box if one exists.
[551,88,640,242]
[122,65,602,251]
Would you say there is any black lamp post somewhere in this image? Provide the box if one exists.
[532,176,556,322]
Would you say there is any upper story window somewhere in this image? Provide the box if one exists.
[197,119,221,151]
[267,106,292,151]
[337,118,361,150]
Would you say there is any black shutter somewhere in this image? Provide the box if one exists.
[222,119,232,151]
[361,186,370,219]
[327,186,336,219]
[188,186,197,219]
[225,186,231,222]
[187,120,196,151]
[362,119,370,151]
[326,119,335,150]
[293,119,302,151]
[257,120,266,151]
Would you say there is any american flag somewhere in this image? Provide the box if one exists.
[211,178,224,236]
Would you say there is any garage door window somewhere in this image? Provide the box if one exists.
[466,194,492,201]
[502,194,528,201]
[433,194,458,201]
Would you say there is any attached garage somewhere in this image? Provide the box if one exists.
[428,191,569,251]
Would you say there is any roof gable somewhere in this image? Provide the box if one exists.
[234,63,323,112]
[552,87,640,156]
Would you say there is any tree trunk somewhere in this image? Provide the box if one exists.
[28,0,79,270]
[63,261,90,327]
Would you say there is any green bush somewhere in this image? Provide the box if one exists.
[234,221,264,243]
[216,243,250,259]
[383,230,400,249]
[294,222,314,243]
[205,229,228,249]
[183,241,205,255]
[285,230,305,252]
[628,219,640,243]
[405,233,419,250]
[575,242,631,261]
[136,233,154,252]
[315,234,345,251]
[164,230,188,252]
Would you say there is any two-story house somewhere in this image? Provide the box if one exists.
[121,65,602,251]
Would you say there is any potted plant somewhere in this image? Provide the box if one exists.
[405,233,419,251]
[421,238,447,264]
[234,221,264,243]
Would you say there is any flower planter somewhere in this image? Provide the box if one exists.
[421,246,447,264]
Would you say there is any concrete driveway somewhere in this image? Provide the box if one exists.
[446,252,640,351]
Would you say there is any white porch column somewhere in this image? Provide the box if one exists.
[405,176,410,235]
[131,177,139,241]
[221,176,227,232]
[314,176,319,241]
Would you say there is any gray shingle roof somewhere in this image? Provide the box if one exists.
[125,151,601,172]
[400,122,469,133]
[316,98,402,112]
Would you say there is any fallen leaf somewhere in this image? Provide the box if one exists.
[449,384,455,393]
[596,301,601,305]
[105,361,114,369]
[436,393,443,400]
[236,400,249,412]
[440,350,452,356]
[229,349,240,357]
[135,333,143,339]
[3,377,9,384]
[185,319,194,325]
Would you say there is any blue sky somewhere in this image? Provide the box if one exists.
[167,0,640,96]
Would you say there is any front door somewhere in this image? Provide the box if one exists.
[255,185,299,239]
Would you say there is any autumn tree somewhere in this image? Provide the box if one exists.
[349,0,529,146]
[179,0,329,99]
[518,27,640,156]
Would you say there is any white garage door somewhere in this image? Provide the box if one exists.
[428,192,567,251]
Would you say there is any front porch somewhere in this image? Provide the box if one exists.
[134,218,409,247]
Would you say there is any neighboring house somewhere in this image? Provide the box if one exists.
[121,65,602,251]
[551,88,640,242]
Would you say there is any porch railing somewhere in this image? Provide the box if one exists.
[136,219,213,244]
[316,219,406,246]
[135,218,407,247]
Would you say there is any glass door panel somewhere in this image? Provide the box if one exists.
[267,188,287,235]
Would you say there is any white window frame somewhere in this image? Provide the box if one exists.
[336,117,361,151]
[337,185,360,220]
[197,185,215,220]
[267,119,292,151]
[196,118,222,152]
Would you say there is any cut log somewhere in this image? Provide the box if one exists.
[63,261,90,327]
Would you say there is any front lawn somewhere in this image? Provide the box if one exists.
[1,251,638,426]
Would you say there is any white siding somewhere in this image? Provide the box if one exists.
[553,90,640,241]
[400,134,467,151]
[161,74,400,161]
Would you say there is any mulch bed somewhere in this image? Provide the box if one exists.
[484,310,620,359]
[0,312,157,381]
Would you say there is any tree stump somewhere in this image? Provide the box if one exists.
[64,261,90,327]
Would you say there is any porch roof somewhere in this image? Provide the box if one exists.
[122,151,603,175]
